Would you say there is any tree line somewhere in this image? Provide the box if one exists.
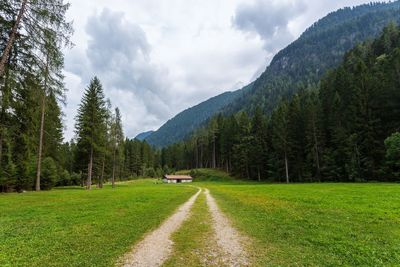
[161,24,400,183]
[0,1,162,192]
[0,0,72,192]
[1,2,399,192]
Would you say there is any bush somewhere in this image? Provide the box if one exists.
[41,157,58,190]
[384,132,400,181]
[143,167,156,178]
[189,169,234,182]
[57,170,71,186]
[70,172,82,185]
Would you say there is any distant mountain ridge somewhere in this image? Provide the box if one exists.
[135,131,154,141]
[145,83,253,147]
[223,1,400,115]
[145,1,400,147]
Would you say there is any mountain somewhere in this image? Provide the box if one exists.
[145,83,253,147]
[135,131,154,141]
[160,23,400,183]
[147,1,400,147]
[223,1,400,115]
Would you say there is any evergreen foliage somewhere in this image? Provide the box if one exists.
[2,2,400,192]
[148,1,400,148]
[161,25,400,182]
[224,1,400,116]
[145,84,253,147]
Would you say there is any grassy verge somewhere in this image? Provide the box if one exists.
[0,180,196,267]
[190,169,400,266]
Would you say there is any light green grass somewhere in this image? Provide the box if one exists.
[194,170,400,266]
[2,171,399,266]
[0,180,196,267]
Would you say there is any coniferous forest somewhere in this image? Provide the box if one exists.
[0,1,158,192]
[161,24,400,183]
[144,2,400,147]
[1,2,400,193]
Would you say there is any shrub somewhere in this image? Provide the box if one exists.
[70,172,82,185]
[384,132,400,181]
[41,157,58,190]
[57,170,71,186]
[144,167,156,178]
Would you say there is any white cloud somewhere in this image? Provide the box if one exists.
[233,0,307,52]
[62,0,388,140]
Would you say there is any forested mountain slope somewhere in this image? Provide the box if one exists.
[148,1,400,148]
[161,24,400,183]
[135,131,154,141]
[224,1,400,115]
[145,83,253,147]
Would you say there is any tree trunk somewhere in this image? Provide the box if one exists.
[100,155,105,188]
[0,131,2,170]
[312,118,321,182]
[35,54,49,192]
[285,151,289,184]
[112,147,117,188]
[0,59,12,173]
[35,94,46,191]
[0,0,28,77]
[258,167,261,182]
[200,144,203,168]
[212,140,216,168]
[195,140,199,169]
[87,146,93,190]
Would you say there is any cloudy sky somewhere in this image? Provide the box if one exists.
[63,0,382,140]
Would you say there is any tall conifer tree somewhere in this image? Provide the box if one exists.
[75,77,107,190]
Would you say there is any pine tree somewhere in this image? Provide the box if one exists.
[270,101,290,183]
[232,112,251,179]
[111,107,124,188]
[75,77,107,190]
[0,0,72,77]
[36,30,67,191]
[250,106,267,181]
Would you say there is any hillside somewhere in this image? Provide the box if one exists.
[146,2,400,148]
[145,83,253,147]
[135,131,154,141]
[160,23,400,182]
[223,1,400,114]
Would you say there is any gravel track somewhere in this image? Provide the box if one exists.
[205,189,250,266]
[119,188,250,267]
[120,189,201,267]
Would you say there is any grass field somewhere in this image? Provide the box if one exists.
[196,171,400,266]
[1,171,399,266]
[0,180,196,267]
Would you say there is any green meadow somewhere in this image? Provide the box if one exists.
[1,171,400,266]
[204,181,400,265]
[0,180,196,267]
